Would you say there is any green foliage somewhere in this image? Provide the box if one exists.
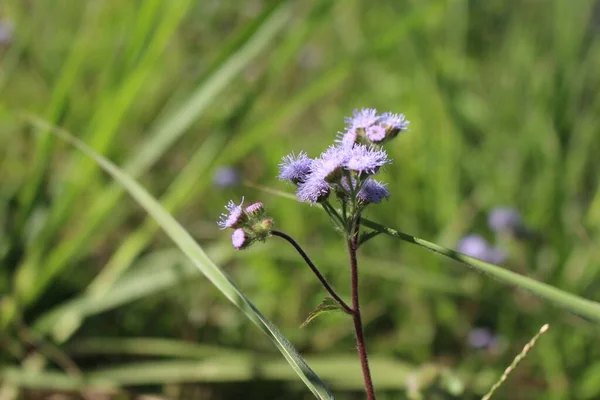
[2,0,600,398]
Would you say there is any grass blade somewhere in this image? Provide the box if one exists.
[35,120,333,400]
[361,218,600,323]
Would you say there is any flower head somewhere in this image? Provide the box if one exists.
[365,125,386,143]
[217,198,246,229]
[345,145,390,175]
[278,152,312,185]
[345,108,379,129]
[232,229,250,249]
[337,129,358,147]
[338,108,410,146]
[310,145,348,183]
[358,179,390,204]
[380,111,409,133]
[296,175,331,204]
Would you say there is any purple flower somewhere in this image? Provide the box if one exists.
[213,166,240,188]
[345,145,390,175]
[278,152,312,184]
[365,125,386,143]
[488,207,522,234]
[380,112,409,132]
[456,234,506,264]
[345,108,379,129]
[232,229,249,249]
[311,145,348,182]
[468,328,495,349]
[358,179,390,204]
[337,130,358,147]
[217,198,246,229]
[338,108,410,146]
[294,147,346,204]
[296,175,331,204]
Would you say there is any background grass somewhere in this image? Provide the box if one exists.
[2,0,600,398]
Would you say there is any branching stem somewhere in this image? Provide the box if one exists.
[271,230,353,314]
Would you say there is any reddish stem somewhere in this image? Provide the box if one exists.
[348,218,376,400]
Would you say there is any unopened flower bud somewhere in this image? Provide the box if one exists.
[232,229,252,250]
[245,202,264,217]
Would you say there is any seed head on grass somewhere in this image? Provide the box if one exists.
[481,324,550,400]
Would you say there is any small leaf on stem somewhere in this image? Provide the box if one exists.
[301,297,348,328]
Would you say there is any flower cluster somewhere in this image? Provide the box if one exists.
[218,108,409,249]
[218,198,272,249]
[279,108,408,208]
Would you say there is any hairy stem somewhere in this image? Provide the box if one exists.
[271,230,353,314]
[348,217,376,400]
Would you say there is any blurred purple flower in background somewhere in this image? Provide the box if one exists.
[213,166,240,188]
[0,20,13,45]
[457,234,506,264]
[488,207,522,234]
[468,327,495,349]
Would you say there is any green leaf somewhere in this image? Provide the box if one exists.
[361,218,600,323]
[301,297,347,328]
[34,119,333,400]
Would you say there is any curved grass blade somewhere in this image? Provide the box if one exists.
[2,355,416,390]
[361,218,600,323]
[37,121,333,400]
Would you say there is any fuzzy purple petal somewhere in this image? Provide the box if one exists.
[296,175,331,204]
[336,129,358,147]
[278,152,312,184]
[365,125,386,143]
[380,112,409,131]
[310,145,348,182]
[345,108,379,129]
[344,145,390,175]
[217,198,245,229]
[358,179,390,204]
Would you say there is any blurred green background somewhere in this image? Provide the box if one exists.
[2,0,600,399]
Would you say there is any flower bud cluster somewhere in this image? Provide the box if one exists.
[218,198,272,249]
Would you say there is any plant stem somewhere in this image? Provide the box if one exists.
[348,218,376,400]
[270,230,353,314]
